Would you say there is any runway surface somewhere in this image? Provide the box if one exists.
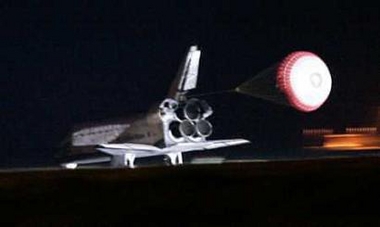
[2,156,380,226]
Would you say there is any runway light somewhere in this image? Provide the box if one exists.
[303,128,334,136]
[345,127,377,134]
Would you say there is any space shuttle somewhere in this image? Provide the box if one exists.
[61,46,250,169]
[61,45,332,169]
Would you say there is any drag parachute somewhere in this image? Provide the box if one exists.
[236,51,332,112]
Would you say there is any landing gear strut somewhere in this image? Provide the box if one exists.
[166,152,183,166]
[124,153,136,168]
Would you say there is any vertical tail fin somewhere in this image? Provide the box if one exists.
[168,45,201,100]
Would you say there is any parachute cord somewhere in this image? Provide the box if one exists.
[189,89,235,98]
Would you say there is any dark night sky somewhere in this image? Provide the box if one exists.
[1,1,379,167]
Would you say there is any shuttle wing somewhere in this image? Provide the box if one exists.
[97,139,249,156]
[96,143,161,157]
[161,139,250,153]
[62,139,249,169]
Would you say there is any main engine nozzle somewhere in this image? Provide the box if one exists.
[183,98,212,120]
[236,51,332,112]
[179,120,196,137]
[195,119,213,137]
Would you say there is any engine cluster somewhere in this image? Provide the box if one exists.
[159,98,213,145]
